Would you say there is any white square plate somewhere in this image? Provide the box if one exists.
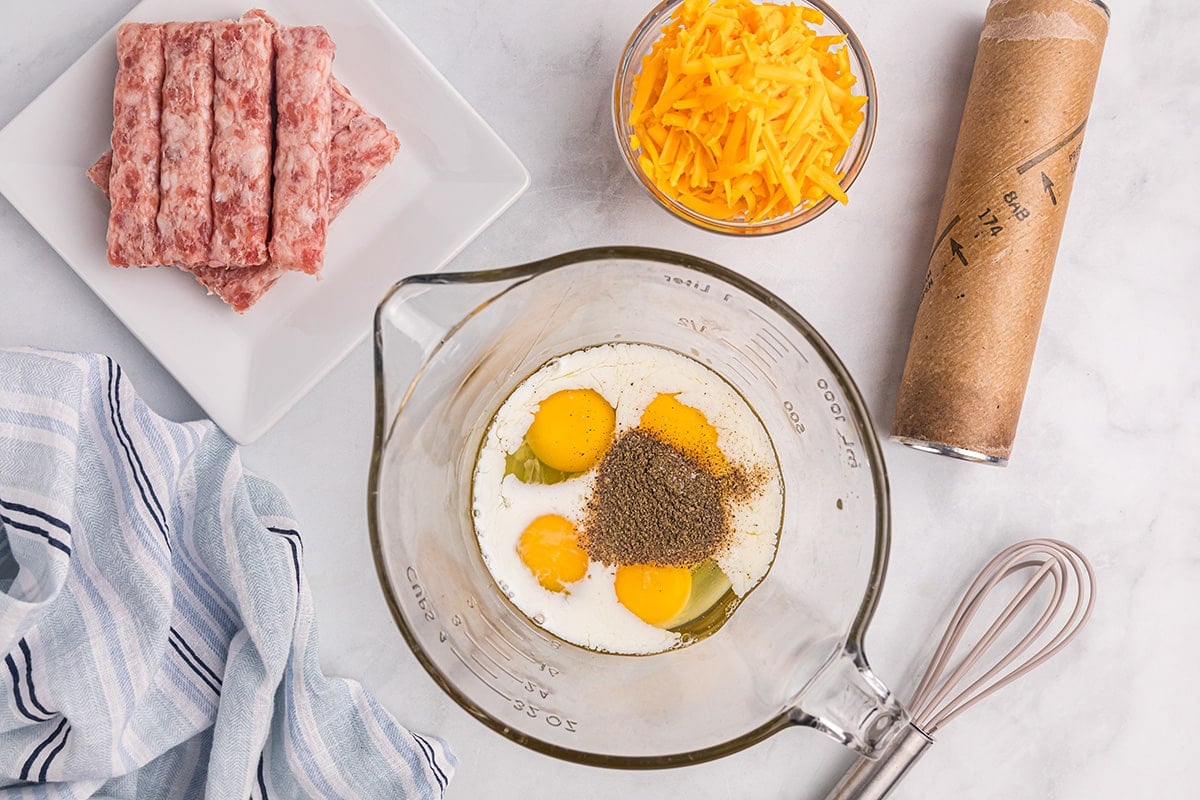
[0,0,529,443]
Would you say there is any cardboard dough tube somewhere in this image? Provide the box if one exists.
[891,0,1109,465]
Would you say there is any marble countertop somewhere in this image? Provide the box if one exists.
[2,1,1196,797]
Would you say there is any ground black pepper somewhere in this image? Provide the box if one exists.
[581,429,761,567]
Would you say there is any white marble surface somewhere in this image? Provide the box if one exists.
[2,1,1197,797]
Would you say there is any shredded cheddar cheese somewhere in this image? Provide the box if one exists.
[629,0,869,222]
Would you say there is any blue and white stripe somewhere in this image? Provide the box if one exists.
[0,349,454,797]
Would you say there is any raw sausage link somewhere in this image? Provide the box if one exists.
[158,22,214,267]
[209,17,274,267]
[108,23,164,267]
[330,113,399,217]
[268,26,334,275]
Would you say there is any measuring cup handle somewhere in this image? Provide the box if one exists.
[791,648,908,758]
[372,273,525,432]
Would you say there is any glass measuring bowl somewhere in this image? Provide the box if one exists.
[368,246,905,766]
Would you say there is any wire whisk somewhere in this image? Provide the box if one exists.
[825,538,1096,800]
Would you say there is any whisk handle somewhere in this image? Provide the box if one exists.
[823,722,934,800]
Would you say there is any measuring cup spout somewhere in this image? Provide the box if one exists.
[791,647,908,758]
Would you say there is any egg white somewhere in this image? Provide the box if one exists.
[472,342,783,655]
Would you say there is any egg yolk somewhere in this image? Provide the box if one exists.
[517,514,590,592]
[525,389,616,473]
[614,564,693,626]
[639,393,728,475]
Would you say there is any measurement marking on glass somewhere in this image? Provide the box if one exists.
[722,358,758,390]
[468,650,498,681]
[816,377,862,469]
[494,616,539,664]
[481,633,514,662]
[470,603,515,662]
[783,399,807,436]
[723,337,777,388]
[748,309,808,362]
[468,633,520,681]
[448,646,511,701]
[452,623,502,680]
[747,337,779,366]
[753,330,786,362]
[744,309,792,350]
[531,629,565,652]
[518,677,553,700]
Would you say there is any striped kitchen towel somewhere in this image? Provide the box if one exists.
[0,348,455,798]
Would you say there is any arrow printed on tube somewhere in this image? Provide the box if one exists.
[1041,171,1057,205]
[949,238,968,267]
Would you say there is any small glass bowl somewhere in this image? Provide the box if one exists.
[612,0,878,235]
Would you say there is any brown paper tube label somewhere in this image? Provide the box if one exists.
[891,0,1109,464]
